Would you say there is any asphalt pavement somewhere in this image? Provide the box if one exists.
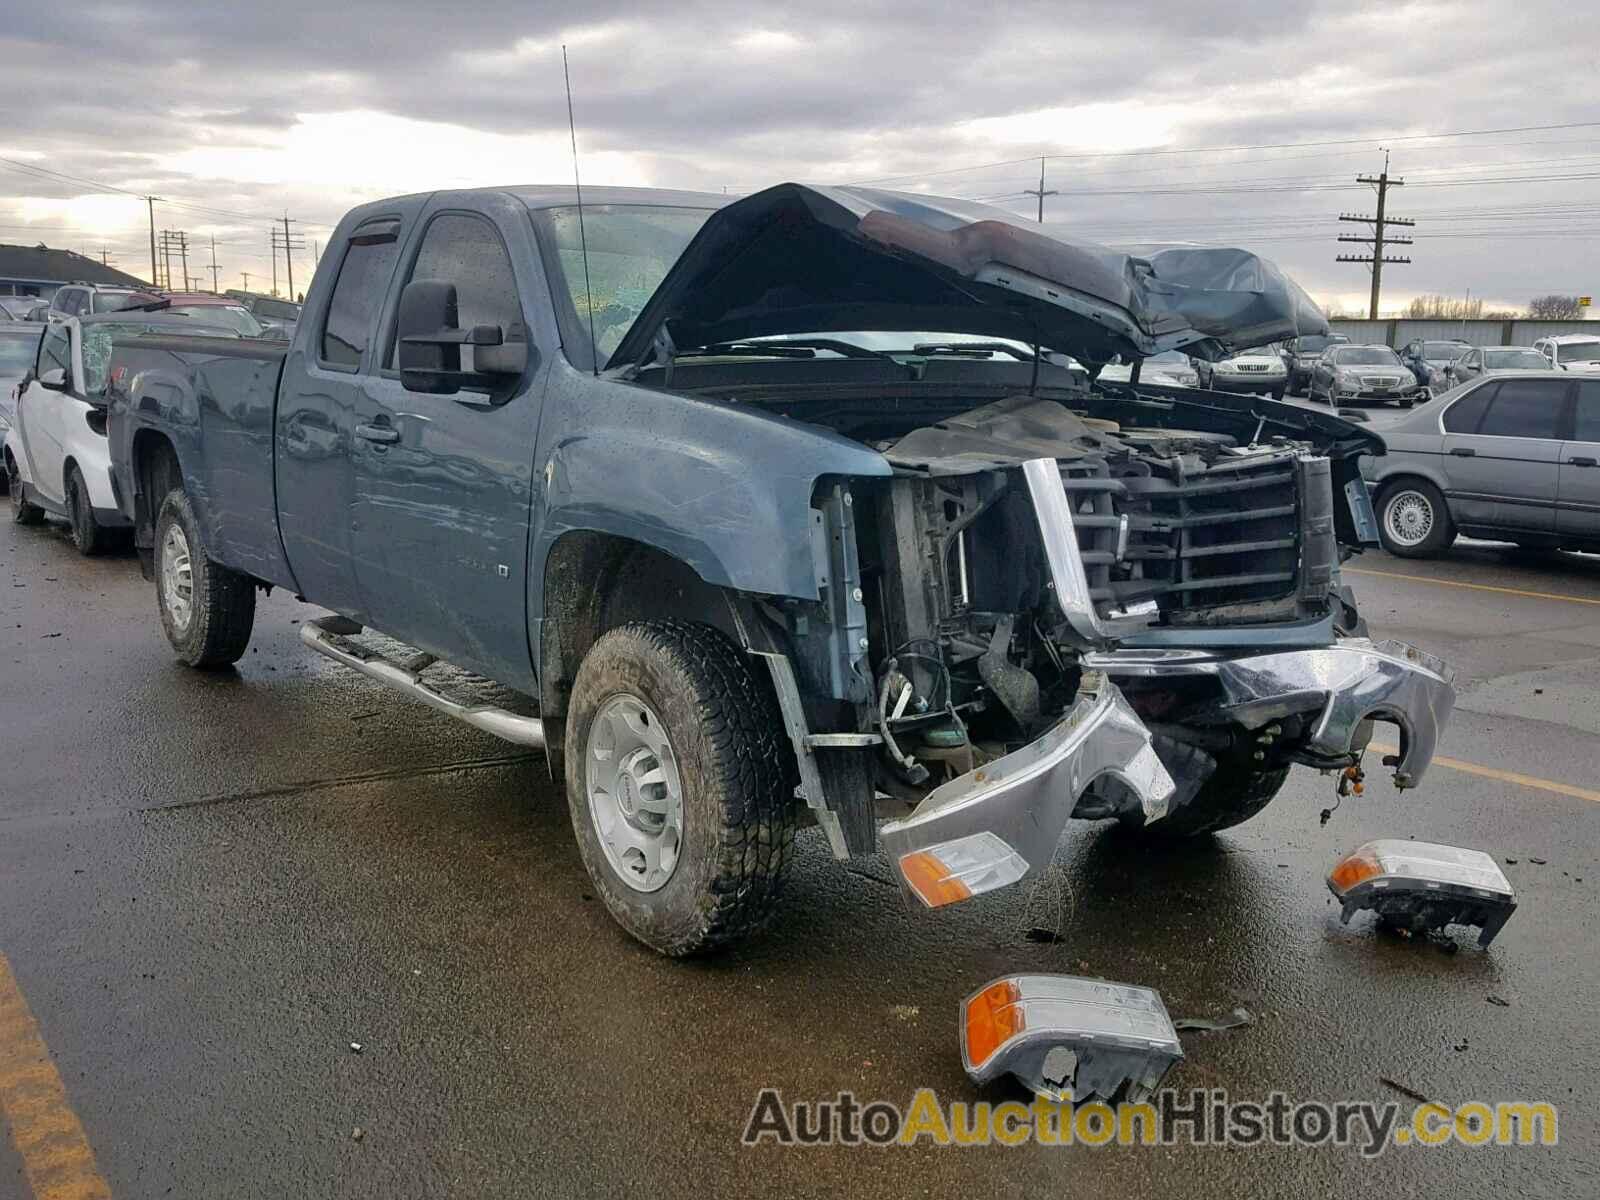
[3,511,1598,1199]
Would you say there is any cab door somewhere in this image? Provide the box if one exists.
[14,321,78,507]
[1441,377,1570,534]
[1558,380,1600,539]
[350,200,546,690]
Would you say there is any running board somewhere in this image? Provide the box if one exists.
[300,617,546,749]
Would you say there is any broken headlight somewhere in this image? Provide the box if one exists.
[1328,839,1517,946]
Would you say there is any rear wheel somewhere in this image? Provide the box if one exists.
[7,453,44,525]
[154,488,255,667]
[66,465,111,556]
[565,620,798,956]
[1378,479,1454,558]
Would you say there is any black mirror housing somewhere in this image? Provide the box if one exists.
[397,280,531,394]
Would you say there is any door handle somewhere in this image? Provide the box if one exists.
[1569,456,1599,468]
[1449,447,1475,457]
[355,422,400,445]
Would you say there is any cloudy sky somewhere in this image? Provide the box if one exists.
[2,0,1595,314]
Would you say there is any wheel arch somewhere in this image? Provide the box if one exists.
[129,429,183,554]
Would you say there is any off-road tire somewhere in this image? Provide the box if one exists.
[1124,765,1292,838]
[154,487,255,668]
[7,453,44,524]
[565,620,798,956]
[66,465,111,556]
[1377,478,1455,558]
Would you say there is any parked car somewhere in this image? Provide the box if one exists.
[105,182,1451,956]
[6,312,240,552]
[1286,332,1349,395]
[1095,348,1198,387]
[155,292,274,338]
[1309,344,1425,406]
[1533,334,1600,376]
[1397,338,1471,390]
[1442,346,1553,390]
[47,284,160,322]
[1361,373,1600,556]
[0,296,46,321]
[1195,344,1288,398]
[0,324,44,490]
[236,293,302,339]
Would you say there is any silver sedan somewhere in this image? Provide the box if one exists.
[1360,372,1600,557]
[1442,345,1554,391]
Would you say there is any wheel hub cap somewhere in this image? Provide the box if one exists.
[585,694,683,893]
[1385,491,1433,546]
[161,524,195,633]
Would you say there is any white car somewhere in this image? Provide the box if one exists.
[1096,349,1199,387]
[1533,334,1600,376]
[1195,345,1289,398]
[6,312,237,552]
[0,325,43,472]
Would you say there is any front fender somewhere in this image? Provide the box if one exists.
[531,367,891,607]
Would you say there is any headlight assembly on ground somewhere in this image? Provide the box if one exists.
[1328,839,1517,945]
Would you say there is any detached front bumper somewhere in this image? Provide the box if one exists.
[1088,638,1456,788]
[880,675,1175,908]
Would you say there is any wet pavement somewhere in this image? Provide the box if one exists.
[3,513,1598,1198]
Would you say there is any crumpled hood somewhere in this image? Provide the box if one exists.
[608,183,1329,370]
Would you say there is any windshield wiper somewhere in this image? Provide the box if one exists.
[910,341,1037,362]
[687,338,896,362]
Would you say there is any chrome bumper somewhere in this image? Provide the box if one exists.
[1086,638,1456,788]
[880,676,1175,907]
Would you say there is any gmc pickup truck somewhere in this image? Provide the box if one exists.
[107,183,1456,956]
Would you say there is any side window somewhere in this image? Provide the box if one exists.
[1476,379,1566,439]
[1442,383,1495,433]
[52,288,77,315]
[1574,381,1600,443]
[1466,350,1480,368]
[388,212,523,370]
[38,324,71,377]
[320,220,401,369]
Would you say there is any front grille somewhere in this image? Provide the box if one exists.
[1360,374,1404,388]
[1234,363,1270,373]
[1059,455,1303,617]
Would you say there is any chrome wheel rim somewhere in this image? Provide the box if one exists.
[1384,489,1434,547]
[585,693,683,893]
[160,524,195,633]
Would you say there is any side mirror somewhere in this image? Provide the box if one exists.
[38,367,68,391]
[397,279,530,395]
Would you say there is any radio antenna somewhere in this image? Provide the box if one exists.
[563,45,599,377]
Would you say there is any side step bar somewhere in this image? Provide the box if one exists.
[300,616,546,749]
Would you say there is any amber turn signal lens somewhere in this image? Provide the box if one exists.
[1329,851,1381,893]
[964,979,1024,1069]
[899,850,975,908]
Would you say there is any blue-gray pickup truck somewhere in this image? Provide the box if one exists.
[106,183,1456,955]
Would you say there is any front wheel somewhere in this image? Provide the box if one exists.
[66,465,112,556]
[1270,384,1287,400]
[1378,479,1455,558]
[7,453,44,525]
[565,620,798,956]
[154,488,256,667]
[1122,765,1291,838]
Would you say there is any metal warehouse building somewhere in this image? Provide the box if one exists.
[0,243,147,297]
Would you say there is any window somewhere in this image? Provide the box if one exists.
[1574,381,1600,443]
[320,220,400,368]
[389,213,522,369]
[1476,379,1566,439]
[1443,383,1494,433]
[1463,351,1480,368]
[1483,349,1549,370]
[38,324,71,378]
[1557,341,1600,364]
[53,288,81,315]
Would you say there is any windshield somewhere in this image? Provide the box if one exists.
[542,204,716,363]
[1333,347,1401,366]
[1484,349,1550,369]
[253,298,300,321]
[165,304,264,337]
[1560,341,1600,363]
[0,297,40,319]
[0,332,38,374]
[1423,341,1467,359]
[1146,350,1192,366]
[1293,335,1347,353]
[1226,346,1279,360]
[80,319,241,394]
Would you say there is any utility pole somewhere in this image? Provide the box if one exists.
[159,230,173,291]
[241,270,251,291]
[145,196,161,287]
[208,236,220,293]
[178,232,189,294]
[270,231,278,296]
[99,248,114,266]
[271,220,306,300]
[1023,155,1058,224]
[1336,151,1413,319]
[282,215,295,301]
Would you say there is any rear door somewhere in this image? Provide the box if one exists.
[1557,379,1600,539]
[349,199,546,689]
[1441,377,1570,534]
[275,216,406,619]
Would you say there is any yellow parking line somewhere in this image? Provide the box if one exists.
[0,953,111,1200]
[1345,566,1600,607]
[1371,742,1600,805]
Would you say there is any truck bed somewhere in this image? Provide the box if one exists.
[107,335,296,589]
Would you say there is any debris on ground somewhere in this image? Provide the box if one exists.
[1173,1006,1253,1033]
[1379,1076,1444,1112]
[1025,927,1064,944]
[889,1004,920,1022]
[351,1127,365,1142]
[1487,995,1511,1007]
[349,1041,363,1053]
[1530,857,1548,865]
